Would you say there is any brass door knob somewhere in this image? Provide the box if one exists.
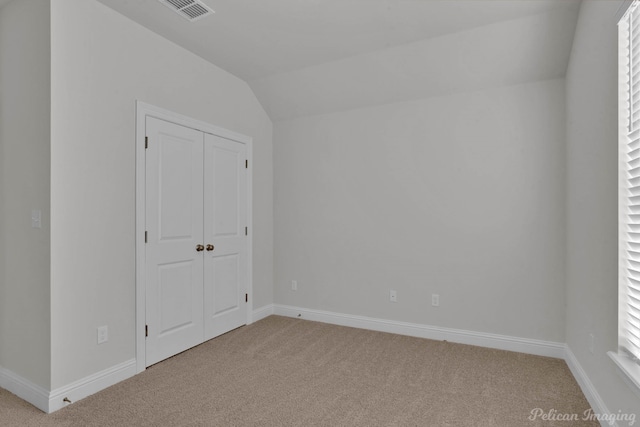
[196,244,204,252]
[206,244,214,252]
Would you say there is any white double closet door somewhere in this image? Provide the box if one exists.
[145,117,247,366]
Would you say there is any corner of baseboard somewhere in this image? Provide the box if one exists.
[0,365,50,413]
[564,345,612,423]
[48,358,136,413]
[252,304,275,323]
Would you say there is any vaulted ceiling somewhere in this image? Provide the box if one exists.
[96,0,582,120]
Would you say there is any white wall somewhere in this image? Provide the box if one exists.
[1,0,634,415]
[50,0,272,389]
[274,78,566,342]
[0,0,51,389]
[566,0,640,413]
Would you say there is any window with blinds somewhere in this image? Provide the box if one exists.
[619,0,640,367]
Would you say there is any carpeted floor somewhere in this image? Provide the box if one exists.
[0,315,597,426]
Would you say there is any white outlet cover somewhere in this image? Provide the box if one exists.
[97,326,108,344]
[390,290,397,302]
[432,294,440,307]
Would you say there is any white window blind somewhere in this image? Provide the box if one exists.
[619,0,640,365]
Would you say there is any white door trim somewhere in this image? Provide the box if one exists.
[135,101,253,374]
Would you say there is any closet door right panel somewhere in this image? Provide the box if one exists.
[203,133,248,340]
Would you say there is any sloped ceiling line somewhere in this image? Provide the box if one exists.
[96,0,581,121]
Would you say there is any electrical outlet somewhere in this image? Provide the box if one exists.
[432,294,440,307]
[97,325,108,344]
[291,280,297,291]
[589,333,594,354]
[390,290,397,302]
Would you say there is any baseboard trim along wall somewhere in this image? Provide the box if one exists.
[564,347,612,426]
[48,358,136,413]
[0,307,611,418]
[271,304,566,358]
[252,304,275,323]
[0,365,50,413]
[1,359,136,413]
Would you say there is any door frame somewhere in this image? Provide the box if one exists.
[135,101,253,374]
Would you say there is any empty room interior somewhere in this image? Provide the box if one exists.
[1,0,640,424]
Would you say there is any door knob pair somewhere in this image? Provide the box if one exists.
[196,244,215,252]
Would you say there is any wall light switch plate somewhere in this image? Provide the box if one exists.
[31,209,41,229]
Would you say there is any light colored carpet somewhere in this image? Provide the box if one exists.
[1,315,597,426]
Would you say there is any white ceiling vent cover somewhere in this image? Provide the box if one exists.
[159,0,214,22]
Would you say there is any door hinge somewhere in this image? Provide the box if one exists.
[145,324,148,337]
[145,136,148,149]
[145,231,148,243]
[245,226,248,236]
[245,293,248,303]
[245,159,248,169]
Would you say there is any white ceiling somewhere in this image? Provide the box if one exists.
[96,0,581,81]
[0,0,583,120]
[91,0,581,120]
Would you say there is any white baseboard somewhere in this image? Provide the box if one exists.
[48,358,136,413]
[565,347,614,427]
[0,365,50,412]
[273,304,566,358]
[252,304,275,323]
[0,309,615,421]
[1,359,135,413]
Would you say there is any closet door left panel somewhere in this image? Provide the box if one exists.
[145,117,204,367]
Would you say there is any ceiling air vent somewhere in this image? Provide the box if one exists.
[159,0,214,22]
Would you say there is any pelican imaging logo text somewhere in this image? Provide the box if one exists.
[529,408,636,425]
